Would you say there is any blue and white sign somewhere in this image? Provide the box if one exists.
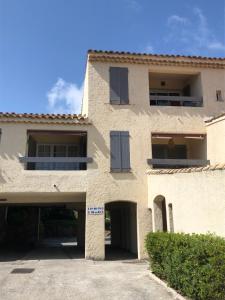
[88,207,104,215]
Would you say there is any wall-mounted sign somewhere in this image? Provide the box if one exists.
[88,207,104,215]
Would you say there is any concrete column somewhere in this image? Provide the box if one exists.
[130,204,137,254]
[85,203,105,260]
[77,210,85,248]
[137,203,153,259]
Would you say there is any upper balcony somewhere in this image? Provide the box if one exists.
[148,133,209,168]
[149,72,203,107]
[19,130,92,171]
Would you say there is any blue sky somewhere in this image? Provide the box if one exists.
[0,0,224,114]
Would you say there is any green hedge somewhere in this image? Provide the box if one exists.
[145,232,225,300]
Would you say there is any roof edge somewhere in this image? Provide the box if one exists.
[205,112,225,124]
[147,164,225,175]
[88,49,225,62]
[0,112,90,124]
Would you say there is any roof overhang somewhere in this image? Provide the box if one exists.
[88,50,225,69]
[0,112,91,125]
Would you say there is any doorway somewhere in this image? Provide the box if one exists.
[105,201,138,260]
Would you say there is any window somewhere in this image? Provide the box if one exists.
[36,144,79,170]
[110,131,130,172]
[152,144,187,159]
[109,67,129,104]
[216,90,223,102]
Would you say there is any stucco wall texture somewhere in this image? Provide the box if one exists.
[148,170,225,237]
[1,53,225,260]
[207,116,225,165]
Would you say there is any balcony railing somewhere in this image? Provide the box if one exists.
[147,159,209,168]
[150,95,203,107]
[19,156,93,171]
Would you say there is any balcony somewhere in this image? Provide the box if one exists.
[149,72,203,107]
[148,133,209,169]
[20,130,92,171]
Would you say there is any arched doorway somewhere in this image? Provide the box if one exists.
[153,195,167,232]
[105,201,137,260]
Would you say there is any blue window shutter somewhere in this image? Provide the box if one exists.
[110,131,122,171]
[120,131,130,170]
[110,67,120,104]
[109,67,129,104]
[120,68,129,104]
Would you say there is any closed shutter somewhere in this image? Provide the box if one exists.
[120,68,129,104]
[109,67,129,104]
[120,131,130,170]
[110,67,121,104]
[110,131,130,172]
[110,131,122,171]
[27,136,37,170]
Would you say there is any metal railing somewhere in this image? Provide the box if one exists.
[150,95,203,107]
[19,156,93,170]
[147,158,209,168]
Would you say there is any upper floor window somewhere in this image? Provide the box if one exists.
[36,144,80,170]
[148,133,209,169]
[149,72,203,107]
[110,131,130,172]
[109,67,129,104]
[24,130,88,171]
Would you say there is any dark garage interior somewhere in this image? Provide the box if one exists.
[0,204,86,260]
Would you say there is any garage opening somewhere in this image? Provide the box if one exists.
[105,201,138,260]
[0,203,85,260]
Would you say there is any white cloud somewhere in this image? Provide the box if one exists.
[166,7,225,55]
[144,44,154,53]
[168,15,189,25]
[47,78,83,114]
[207,41,225,51]
[125,0,142,12]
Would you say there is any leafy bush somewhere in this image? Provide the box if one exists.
[145,232,225,300]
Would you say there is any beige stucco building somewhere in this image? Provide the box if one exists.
[0,50,225,260]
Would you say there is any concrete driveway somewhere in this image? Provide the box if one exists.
[0,246,175,300]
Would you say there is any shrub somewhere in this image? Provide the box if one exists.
[145,232,225,300]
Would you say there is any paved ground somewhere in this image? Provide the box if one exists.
[0,246,175,300]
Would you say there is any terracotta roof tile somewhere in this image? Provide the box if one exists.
[88,49,225,69]
[147,164,225,175]
[0,112,90,124]
[205,112,225,123]
[88,49,225,61]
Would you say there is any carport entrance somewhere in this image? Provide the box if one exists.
[0,203,86,258]
[105,201,138,260]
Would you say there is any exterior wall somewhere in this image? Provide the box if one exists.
[1,57,225,260]
[0,122,89,196]
[84,60,225,259]
[81,63,89,116]
[148,170,225,237]
[207,116,225,164]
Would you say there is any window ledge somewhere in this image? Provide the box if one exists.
[110,169,132,173]
[105,103,133,106]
